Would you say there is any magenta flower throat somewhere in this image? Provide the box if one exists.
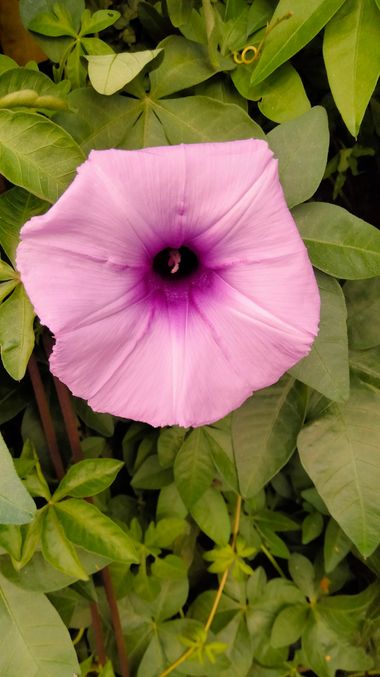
[17,140,320,427]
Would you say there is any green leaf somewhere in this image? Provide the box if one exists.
[302,511,324,544]
[152,95,265,143]
[166,0,194,27]
[53,87,141,151]
[131,455,173,490]
[81,37,114,56]
[298,378,380,556]
[1,546,110,593]
[87,49,162,95]
[323,518,352,573]
[250,0,346,86]
[302,612,373,677]
[0,110,85,202]
[80,8,120,35]
[157,426,187,468]
[0,55,18,75]
[4,379,33,443]
[150,36,224,99]
[0,68,69,111]
[0,187,47,266]
[28,3,77,37]
[156,483,188,520]
[267,106,329,207]
[121,101,169,150]
[73,397,115,436]
[350,346,380,390]
[55,498,138,562]
[288,553,316,598]
[290,271,349,402]
[232,376,306,497]
[20,0,84,63]
[271,603,309,648]
[174,428,215,509]
[0,524,22,560]
[0,283,35,380]
[0,434,36,524]
[41,506,88,580]
[0,571,80,676]
[233,62,310,123]
[345,278,380,349]
[293,202,380,279]
[145,518,189,549]
[205,420,239,493]
[190,487,231,545]
[323,0,380,137]
[53,458,124,501]
[66,42,86,89]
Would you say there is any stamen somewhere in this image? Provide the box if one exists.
[168,249,181,274]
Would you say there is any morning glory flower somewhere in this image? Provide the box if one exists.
[17,140,319,427]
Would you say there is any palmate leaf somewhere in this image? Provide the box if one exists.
[0,110,85,202]
[0,571,80,677]
[298,377,380,557]
[149,35,229,99]
[151,95,265,144]
[53,458,124,500]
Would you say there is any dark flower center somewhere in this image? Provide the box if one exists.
[153,246,199,280]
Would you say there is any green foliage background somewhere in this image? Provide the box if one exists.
[0,1,379,676]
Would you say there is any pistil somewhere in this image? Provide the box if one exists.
[168,249,181,274]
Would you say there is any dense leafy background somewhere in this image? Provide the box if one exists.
[0,1,379,676]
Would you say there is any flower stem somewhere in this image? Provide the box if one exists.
[157,648,194,677]
[158,495,243,677]
[28,352,65,480]
[42,332,82,462]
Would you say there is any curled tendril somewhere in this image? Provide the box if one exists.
[232,12,293,66]
[232,45,259,64]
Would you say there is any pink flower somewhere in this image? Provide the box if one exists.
[17,140,319,427]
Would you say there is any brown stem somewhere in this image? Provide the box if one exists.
[42,333,82,462]
[101,568,129,677]
[42,331,129,677]
[90,602,107,666]
[28,353,65,480]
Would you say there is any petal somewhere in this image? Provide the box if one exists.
[17,240,149,333]
[187,147,303,267]
[49,284,255,428]
[48,256,318,428]
[217,247,320,334]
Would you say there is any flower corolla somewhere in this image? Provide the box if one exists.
[17,140,320,427]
